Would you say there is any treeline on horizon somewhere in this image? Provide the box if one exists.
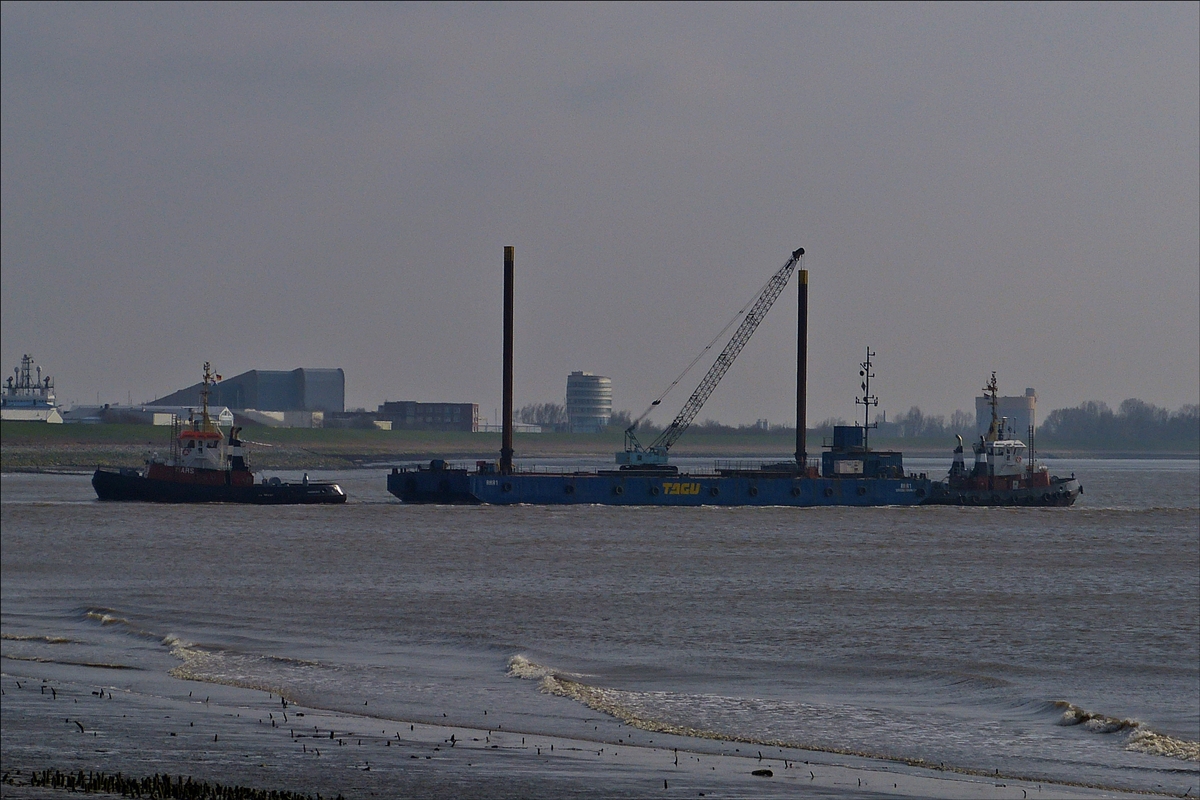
[1037,399,1199,450]
[520,400,1200,449]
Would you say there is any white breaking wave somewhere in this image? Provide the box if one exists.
[166,641,290,698]
[81,607,158,640]
[164,635,319,703]
[538,673,721,741]
[2,654,138,669]
[80,608,318,700]
[506,654,554,680]
[505,654,588,682]
[511,659,851,753]
[1126,728,1200,761]
[1055,702,1199,762]
[161,633,194,651]
[1,633,75,644]
[1056,702,1139,733]
[516,662,1200,768]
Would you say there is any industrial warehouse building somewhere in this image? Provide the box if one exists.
[566,371,612,433]
[152,369,345,417]
[377,401,479,431]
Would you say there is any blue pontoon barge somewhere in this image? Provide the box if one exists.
[388,246,931,506]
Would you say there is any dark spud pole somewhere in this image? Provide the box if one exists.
[795,253,808,468]
[501,246,515,475]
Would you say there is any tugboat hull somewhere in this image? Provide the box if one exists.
[93,469,346,504]
[924,476,1082,507]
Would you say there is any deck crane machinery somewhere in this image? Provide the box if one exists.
[619,247,805,469]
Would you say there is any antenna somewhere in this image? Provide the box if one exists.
[1028,422,1035,475]
[983,372,1000,442]
[199,362,217,431]
[1027,394,1037,474]
[855,347,879,450]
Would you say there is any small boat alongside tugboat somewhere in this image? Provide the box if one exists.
[92,363,346,504]
[925,373,1082,507]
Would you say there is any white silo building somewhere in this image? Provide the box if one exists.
[566,371,612,433]
[975,387,1037,439]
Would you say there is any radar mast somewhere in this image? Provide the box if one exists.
[855,347,879,450]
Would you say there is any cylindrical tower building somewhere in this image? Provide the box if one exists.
[565,371,612,433]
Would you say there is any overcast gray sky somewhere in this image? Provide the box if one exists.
[3,2,1197,426]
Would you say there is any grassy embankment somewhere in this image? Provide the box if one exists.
[2,421,1194,472]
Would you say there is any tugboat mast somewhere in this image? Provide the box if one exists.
[983,371,1000,442]
[199,362,216,432]
[855,347,879,450]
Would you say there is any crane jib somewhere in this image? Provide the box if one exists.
[640,250,803,456]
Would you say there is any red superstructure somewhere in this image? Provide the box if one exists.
[143,362,254,487]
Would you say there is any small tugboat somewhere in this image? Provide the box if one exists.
[925,373,1081,507]
[92,363,346,504]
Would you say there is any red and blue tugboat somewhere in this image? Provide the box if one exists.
[92,363,346,504]
[926,373,1082,507]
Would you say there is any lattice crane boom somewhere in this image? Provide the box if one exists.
[625,248,804,461]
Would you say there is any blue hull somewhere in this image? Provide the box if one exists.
[387,468,931,506]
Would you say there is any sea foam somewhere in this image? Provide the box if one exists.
[1,633,74,644]
[1055,701,1199,762]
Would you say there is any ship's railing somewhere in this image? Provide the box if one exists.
[394,457,822,475]
[393,461,608,475]
[508,464,718,476]
[713,458,820,473]
[512,464,612,475]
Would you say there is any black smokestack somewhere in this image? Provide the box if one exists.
[795,254,808,467]
[501,246,515,475]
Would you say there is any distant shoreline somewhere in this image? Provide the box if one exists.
[3,421,1195,472]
